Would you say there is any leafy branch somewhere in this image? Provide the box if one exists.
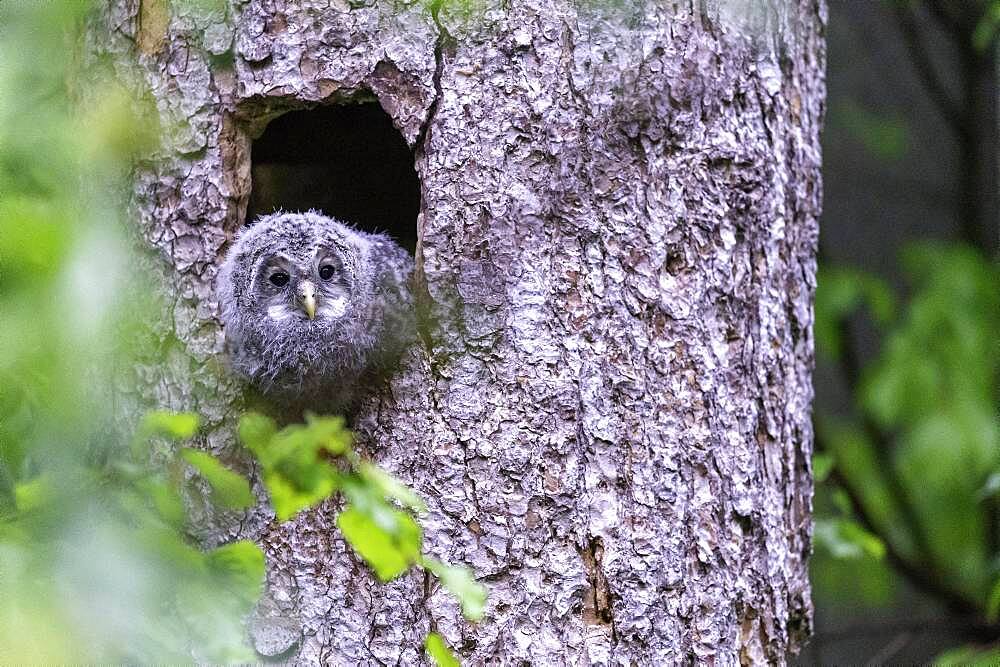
[812,244,1000,653]
[236,412,487,626]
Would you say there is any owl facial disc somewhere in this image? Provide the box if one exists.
[216,210,416,412]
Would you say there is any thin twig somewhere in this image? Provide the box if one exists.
[865,632,912,666]
[834,314,944,585]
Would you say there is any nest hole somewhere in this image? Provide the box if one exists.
[246,103,420,252]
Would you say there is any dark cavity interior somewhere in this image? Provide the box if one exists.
[247,103,420,252]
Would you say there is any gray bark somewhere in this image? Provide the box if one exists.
[92,0,825,663]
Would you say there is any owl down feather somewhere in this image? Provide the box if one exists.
[216,211,415,413]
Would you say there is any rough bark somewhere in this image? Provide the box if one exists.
[92,0,825,663]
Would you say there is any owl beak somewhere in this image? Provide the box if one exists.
[297,280,317,320]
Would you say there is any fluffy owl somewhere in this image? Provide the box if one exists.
[216,211,415,413]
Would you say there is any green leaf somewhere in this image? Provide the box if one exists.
[424,557,487,621]
[812,453,834,484]
[817,416,915,558]
[303,413,351,456]
[860,244,999,432]
[238,412,278,457]
[813,518,885,561]
[359,462,427,513]
[140,410,200,440]
[181,448,256,510]
[425,632,460,667]
[136,477,186,527]
[893,410,995,595]
[337,504,421,582]
[240,413,346,520]
[837,520,886,560]
[265,470,337,521]
[249,416,349,470]
[206,540,266,607]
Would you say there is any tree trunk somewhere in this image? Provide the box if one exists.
[93,0,824,663]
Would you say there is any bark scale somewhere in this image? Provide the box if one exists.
[93,0,825,663]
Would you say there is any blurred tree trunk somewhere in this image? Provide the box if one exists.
[93,0,824,663]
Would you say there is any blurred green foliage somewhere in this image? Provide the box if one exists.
[818,3,1000,659]
[812,244,1000,654]
[974,0,1000,50]
[937,644,1000,667]
[0,2,244,660]
[0,2,477,663]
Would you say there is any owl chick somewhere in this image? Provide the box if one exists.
[216,211,414,413]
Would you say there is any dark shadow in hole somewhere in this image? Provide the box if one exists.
[247,103,420,252]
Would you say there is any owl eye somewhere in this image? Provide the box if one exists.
[318,265,336,281]
[269,271,290,287]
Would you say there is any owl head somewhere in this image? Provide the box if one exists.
[216,211,381,405]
